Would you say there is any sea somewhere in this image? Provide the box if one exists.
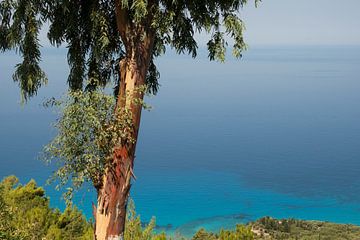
[1,46,360,237]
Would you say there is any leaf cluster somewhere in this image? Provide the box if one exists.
[151,0,257,62]
[43,89,138,196]
[0,0,48,102]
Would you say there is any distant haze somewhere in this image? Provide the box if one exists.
[242,0,360,46]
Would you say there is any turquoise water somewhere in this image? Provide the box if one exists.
[1,46,360,237]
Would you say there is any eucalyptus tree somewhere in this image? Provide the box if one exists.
[0,0,259,239]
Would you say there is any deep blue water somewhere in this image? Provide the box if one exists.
[1,46,360,237]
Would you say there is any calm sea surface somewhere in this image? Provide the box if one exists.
[1,46,360,236]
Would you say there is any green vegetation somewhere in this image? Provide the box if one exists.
[192,225,254,240]
[251,216,360,240]
[0,176,92,240]
[0,176,169,240]
[2,176,360,239]
[190,217,360,240]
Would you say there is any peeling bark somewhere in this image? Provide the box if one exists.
[95,145,132,240]
[94,15,155,237]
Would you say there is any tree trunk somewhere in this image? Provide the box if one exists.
[92,1,156,238]
[94,39,153,239]
[94,145,133,240]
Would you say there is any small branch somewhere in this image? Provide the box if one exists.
[114,0,130,48]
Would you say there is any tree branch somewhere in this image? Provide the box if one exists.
[114,0,130,48]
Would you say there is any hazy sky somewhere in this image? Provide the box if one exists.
[39,0,360,47]
[240,0,360,46]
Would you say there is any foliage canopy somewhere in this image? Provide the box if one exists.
[1,0,260,101]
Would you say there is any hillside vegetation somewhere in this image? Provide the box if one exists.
[1,176,360,240]
[250,216,360,240]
